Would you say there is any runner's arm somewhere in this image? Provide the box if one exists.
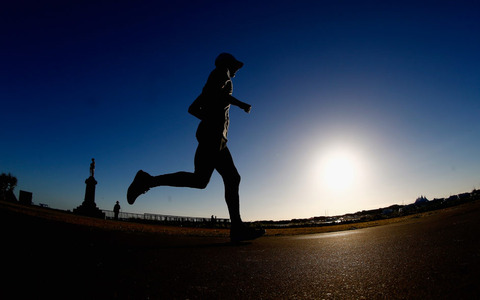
[227,95,251,113]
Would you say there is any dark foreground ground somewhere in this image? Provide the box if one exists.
[2,201,480,299]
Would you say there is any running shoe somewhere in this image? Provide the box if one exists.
[127,170,152,205]
[230,224,266,243]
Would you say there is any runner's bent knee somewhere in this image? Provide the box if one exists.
[193,172,211,189]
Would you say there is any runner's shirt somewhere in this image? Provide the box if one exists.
[194,68,233,149]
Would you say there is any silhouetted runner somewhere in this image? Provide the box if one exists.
[127,53,265,242]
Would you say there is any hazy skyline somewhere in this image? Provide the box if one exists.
[2,1,479,221]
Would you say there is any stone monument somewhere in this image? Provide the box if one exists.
[19,190,33,205]
[73,158,105,218]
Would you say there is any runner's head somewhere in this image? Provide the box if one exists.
[215,53,243,77]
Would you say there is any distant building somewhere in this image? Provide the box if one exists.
[382,208,394,215]
[415,196,429,205]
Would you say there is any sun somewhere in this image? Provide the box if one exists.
[319,150,359,192]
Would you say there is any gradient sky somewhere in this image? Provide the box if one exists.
[2,0,479,221]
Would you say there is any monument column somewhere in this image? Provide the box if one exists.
[83,176,98,206]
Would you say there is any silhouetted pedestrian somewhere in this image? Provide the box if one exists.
[127,53,264,242]
[113,201,121,220]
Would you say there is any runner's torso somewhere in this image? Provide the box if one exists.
[195,68,233,147]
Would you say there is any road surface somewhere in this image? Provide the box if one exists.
[3,201,480,299]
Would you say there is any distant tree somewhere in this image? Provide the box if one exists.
[0,173,18,202]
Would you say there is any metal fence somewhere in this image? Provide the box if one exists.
[102,210,230,227]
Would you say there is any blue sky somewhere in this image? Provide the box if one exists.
[2,0,479,221]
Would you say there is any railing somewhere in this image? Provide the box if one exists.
[102,210,230,227]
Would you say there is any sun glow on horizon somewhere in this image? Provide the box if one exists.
[322,152,357,192]
[310,146,366,194]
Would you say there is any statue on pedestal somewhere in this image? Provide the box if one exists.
[90,158,95,178]
[73,158,104,218]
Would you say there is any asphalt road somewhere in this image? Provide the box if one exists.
[3,201,480,299]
